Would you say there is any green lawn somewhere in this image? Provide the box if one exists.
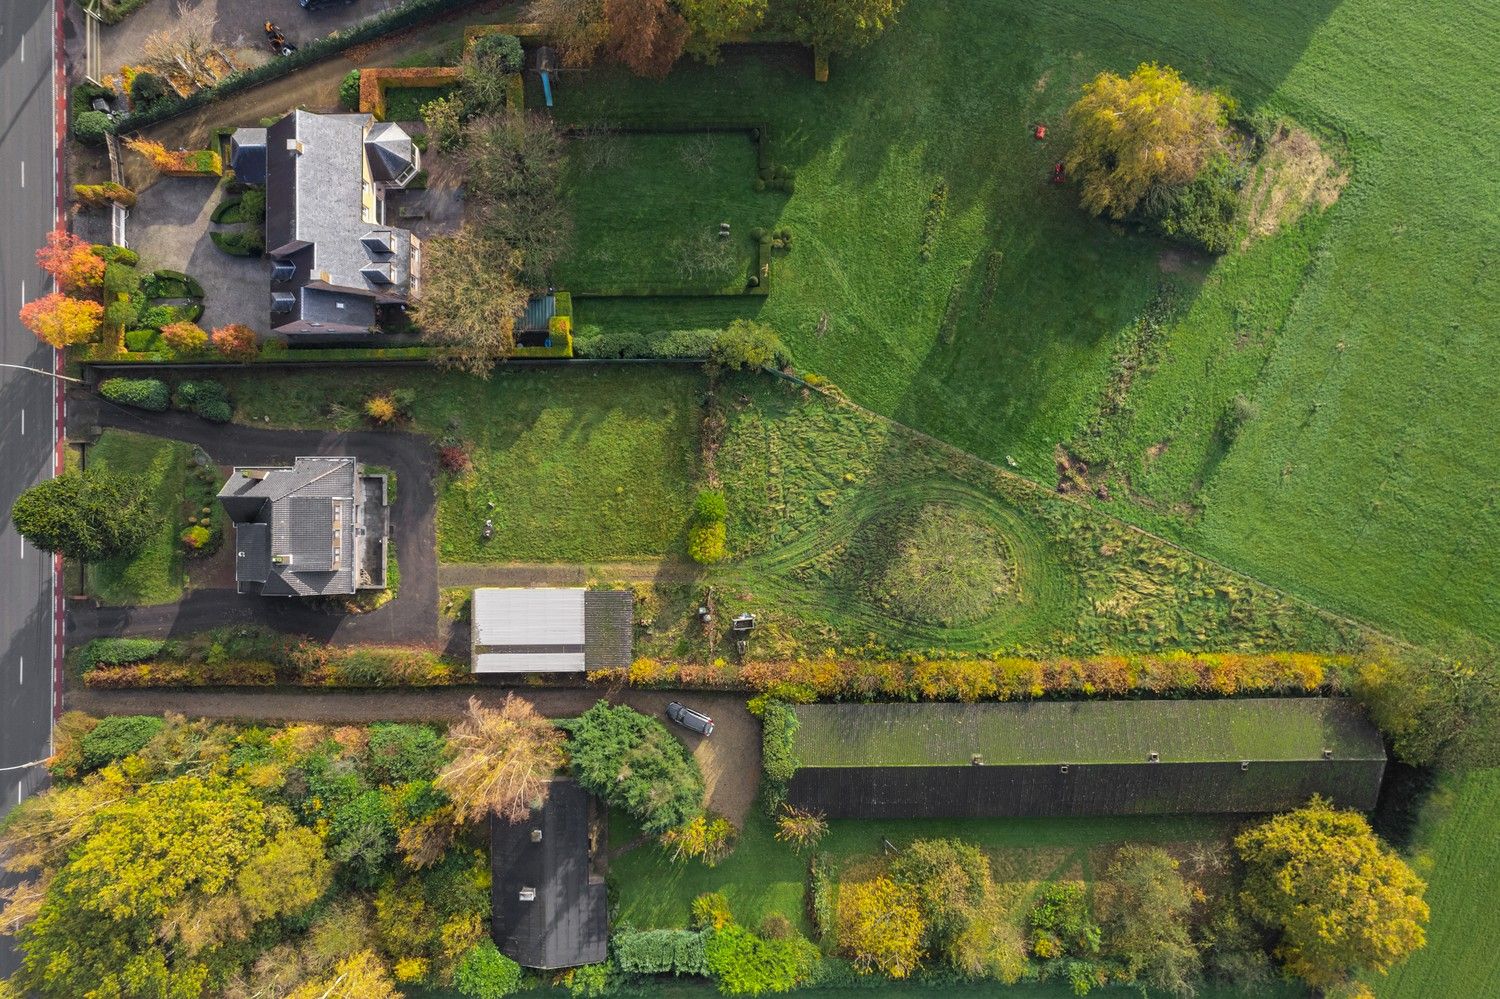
[382,84,457,122]
[545,0,1500,649]
[1369,768,1500,999]
[557,130,785,293]
[87,431,193,606]
[610,807,1238,933]
[221,366,704,562]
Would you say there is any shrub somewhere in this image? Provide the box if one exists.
[687,520,727,564]
[774,805,827,853]
[101,295,140,330]
[180,525,212,554]
[569,701,705,835]
[78,714,164,771]
[659,813,738,866]
[710,319,789,370]
[365,394,399,424]
[99,377,169,412]
[612,928,709,976]
[1028,881,1100,959]
[123,328,161,352]
[836,877,925,979]
[161,320,209,355]
[693,488,728,522]
[704,924,820,995]
[438,444,473,474]
[102,261,140,296]
[196,399,232,423]
[73,109,112,143]
[340,69,363,110]
[172,380,230,419]
[76,637,165,673]
[759,700,799,812]
[129,71,172,112]
[239,187,267,223]
[211,323,259,360]
[472,32,525,74]
[364,723,447,786]
[809,854,836,945]
[692,892,734,931]
[1138,151,1245,252]
[91,244,139,265]
[452,940,523,998]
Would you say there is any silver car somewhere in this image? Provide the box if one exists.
[666,701,714,737]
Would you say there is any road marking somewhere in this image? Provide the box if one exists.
[19,540,24,559]
[20,160,24,188]
[15,783,20,805]
[21,35,24,63]
[18,656,21,685]
[21,409,25,435]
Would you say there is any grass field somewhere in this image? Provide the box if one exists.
[86,431,194,606]
[1369,768,1500,999]
[544,0,1500,649]
[609,807,1238,935]
[382,84,457,123]
[221,367,704,562]
[557,130,784,293]
[694,375,1359,657]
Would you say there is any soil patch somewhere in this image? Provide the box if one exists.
[1241,126,1348,243]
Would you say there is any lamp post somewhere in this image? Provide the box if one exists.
[0,362,83,384]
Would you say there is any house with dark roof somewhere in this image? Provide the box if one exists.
[230,110,421,341]
[217,457,389,597]
[786,698,1386,819]
[470,588,634,673]
[491,778,608,969]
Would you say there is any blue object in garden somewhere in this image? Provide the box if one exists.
[544,337,553,348]
[541,71,554,107]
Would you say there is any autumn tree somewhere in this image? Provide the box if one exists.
[412,226,529,377]
[286,950,402,999]
[889,838,991,962]
[1353,642,1499,768]
[211,322,261,361]
[603,0,689,78]
[464,110,572,282]
[11,470,154,563]
[161,320,209,355]
[1096,845,1201,996]
[836,876,925,978]
[18,292,103,347]
[679,0,766,61]
[436,695,565,824]
[776,0,907,53]
[1236,797,1428,990]
[140,1,232,92]
[1065,62,1228,219]
[527,0,610,67]
[36,229,106,291]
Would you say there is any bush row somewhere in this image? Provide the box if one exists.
[573,323,788,366]
[591,651,1349,701]
[82,637,468,688]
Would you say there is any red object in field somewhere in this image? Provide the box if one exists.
[1034,124,1047,140]
[1051,161,1066,184]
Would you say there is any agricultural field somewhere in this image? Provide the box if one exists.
[1369,768,1500,999]
[557,129,786,294]
[545,0,1500,649]
[83,430,220,606]
[220,366,705,562]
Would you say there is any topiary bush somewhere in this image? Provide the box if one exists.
[339,69,362,111]
[452,940,523,999]
[78,715,164,772]
[73,110,112,144]
[99,377,169,412]
[239,187,267,223]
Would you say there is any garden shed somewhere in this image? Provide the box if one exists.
[470,587,633,673]
[786,698,1385,818]
[490,778,608,969]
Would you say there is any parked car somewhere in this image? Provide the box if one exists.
[666,701,714,737]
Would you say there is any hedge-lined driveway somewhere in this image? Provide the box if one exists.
[66,396,439,646]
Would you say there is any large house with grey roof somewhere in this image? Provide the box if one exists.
[229,110,421,340]
[217,457,389,597]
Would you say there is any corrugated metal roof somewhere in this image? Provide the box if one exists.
[520,294,556,332]
[475,652,587,674]
[473,588,586,647]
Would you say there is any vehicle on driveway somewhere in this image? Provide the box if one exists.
[666,701,714,737]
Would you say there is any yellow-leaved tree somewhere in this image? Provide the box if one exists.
[1065,62,1227,219]
[1235,796,1428,990]
[835,876,925,978]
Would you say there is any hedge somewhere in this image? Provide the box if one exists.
[99,377,169,412]
[79,715,164,771]
[612,929,710,976]
[210,197,243,224]
[76,637,167,673]
[82,637,469,688]
[759,700,800,811]
[106,0,482,135]
[358,66,463,120]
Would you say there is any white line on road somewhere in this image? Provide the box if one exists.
[18,656,22,685]
[21,35,24,63]
[15,783,21,805]
[20,160,25,188]
[21,408,25,435]
[19,540,24,559]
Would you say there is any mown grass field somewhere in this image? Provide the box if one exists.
[557,130,784,293]
[545,0,1500,650]
[86,430,193,606]
[1369,768,1500,999]
[222,367,704,562]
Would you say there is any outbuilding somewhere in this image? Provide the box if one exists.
[470,587,633,674]
[785,698,1386,819]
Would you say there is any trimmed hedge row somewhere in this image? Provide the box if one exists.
[103,0,481,135]
[76,638,166,673]
[359,66,463,120]
[612,929,710,977]
[99,377,169,412]
[82,639,468,688]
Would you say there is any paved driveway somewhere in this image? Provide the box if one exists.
[126,176,270,333]
[65,398,439,645]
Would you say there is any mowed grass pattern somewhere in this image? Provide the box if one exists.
[88,430,192,606]
[548,0,1500,649]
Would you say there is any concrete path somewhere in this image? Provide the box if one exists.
[65,396,441,646]
[67,685,760,823]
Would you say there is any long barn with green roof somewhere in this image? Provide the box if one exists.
[785,698,1385,818]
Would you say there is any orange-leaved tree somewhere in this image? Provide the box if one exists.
[435,695,565,825]
[19,293,104,347]
[125,136,178,172]
[1065,62,1227,219]
[36,229,106,291]
[210,323,259,361]
[160,321,208,355]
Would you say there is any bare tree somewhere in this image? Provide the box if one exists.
[140,1,233,92]
[410,226,530,377]
[435,695,566,824]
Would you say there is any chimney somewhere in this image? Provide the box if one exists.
[286,138,304,154]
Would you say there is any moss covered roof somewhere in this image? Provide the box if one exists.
[790,698,1385,768]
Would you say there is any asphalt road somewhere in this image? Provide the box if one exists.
[0,0,57,976]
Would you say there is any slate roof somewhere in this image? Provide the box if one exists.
[471,589,634,673]
[491,778,608,970]
[228,127,267,186]
[218,457,380,597]
[257,110,419,337]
